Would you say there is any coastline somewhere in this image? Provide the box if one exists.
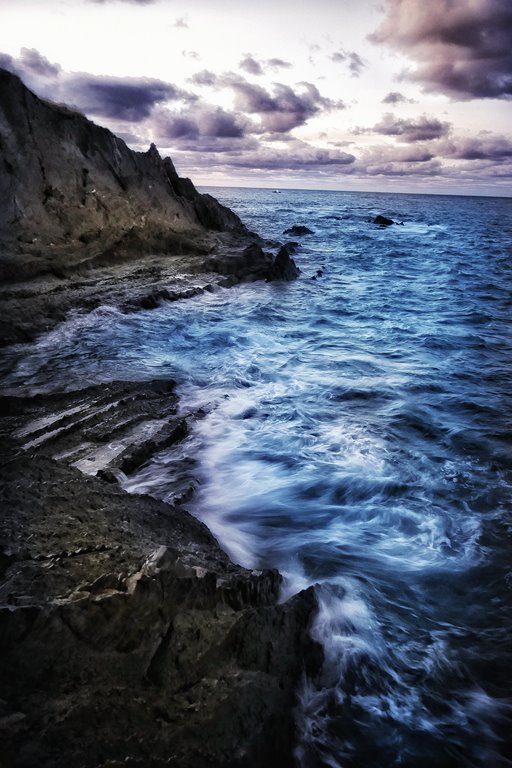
[0,69,313,766]
[0,254,320,768]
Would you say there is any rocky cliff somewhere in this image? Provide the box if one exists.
[0,68,299,345]
[0,68,252,282]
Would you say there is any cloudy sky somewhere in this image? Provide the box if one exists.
[1,0,511,195]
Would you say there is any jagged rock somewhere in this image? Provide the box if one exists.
[373,214,394,226]
[266,244,301,281]
[0,442,322,768]
[283,225,314,236]
[0,68,250,282]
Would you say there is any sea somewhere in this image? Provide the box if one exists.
[2,188,512,766]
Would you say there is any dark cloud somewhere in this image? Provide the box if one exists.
[0,50,61,81]
[382,91,416,104]
[330,49,366,76]
[372,112,451,142]
[19,48,61,78]
[239,55,263,76]
[443,134,512,161]
[370,0,512,99]
[0,49,192,123]
[62,75,189,122]
[0,53,20,77]
[227,78,344,133]
[153,104,247,141]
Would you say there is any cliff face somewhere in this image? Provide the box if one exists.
[0,68,248,279]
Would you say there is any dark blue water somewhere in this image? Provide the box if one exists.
[2,189,512,766]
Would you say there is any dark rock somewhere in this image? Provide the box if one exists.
[283,225,314,236]
[373,214,395,226]
[0,68,251,283]
[0,426,322,768]
[266,245,301,281]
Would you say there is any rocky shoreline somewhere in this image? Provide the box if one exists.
[0,70,315,766]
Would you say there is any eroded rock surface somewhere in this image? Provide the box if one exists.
[0,382,322,767]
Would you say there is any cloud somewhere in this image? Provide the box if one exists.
[64,75,189,121]
[372,112,451,141]
[0,49,192,122]
[152,104,248,141]
[239,55,263,76]
[382,91,416,104]
[330,49,366,76]
[18,48,61,78]
[370,0,512,99]
[442,134,512,161]
[227,77,344,133]
[172,138,355,171]
[189,70,218,87]
[225,142,356,170]
[267,58,292,71]
[173,17,188,28]
[239,54,292,76]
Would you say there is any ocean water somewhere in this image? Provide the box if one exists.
[2,188,512,766]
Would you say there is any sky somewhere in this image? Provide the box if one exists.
[1,0,512,196]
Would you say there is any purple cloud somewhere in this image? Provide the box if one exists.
[189,70,218,87]
[153,104,247,141]
[382,91,416,104]
[239,55,263,76]
[239,55,292,77]
[0,49,193,122]
[65,75,187,121]
[372,112,451,142]
[228,78,344,133]
[370,0,512,99]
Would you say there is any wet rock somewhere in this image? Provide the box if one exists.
[266,244,301,281]
[0,444,322,768]
[283,225,314,236]
[372,214,395,226]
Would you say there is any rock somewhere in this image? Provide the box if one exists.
[373,214,395,226]
[266,245,300,281]
[0,68,252,283]
[283,225,314,236]
[0,442,322,768]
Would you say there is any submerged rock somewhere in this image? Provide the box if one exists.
[372,214,395,226]
[283,225,314,236]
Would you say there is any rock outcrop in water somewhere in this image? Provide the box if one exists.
[372,215,394,226]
